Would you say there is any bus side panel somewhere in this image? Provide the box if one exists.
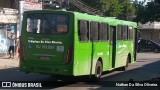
[73,16,111,76]
[73,16,91,76]
[128,40,134,63]
[120,41,130,67]
[91,42,110,72]
[74,37,110,76]
[115,40,123,68]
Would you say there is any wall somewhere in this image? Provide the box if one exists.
[138,22,160,44]
[139,22,160,30]
[139,29,160,44]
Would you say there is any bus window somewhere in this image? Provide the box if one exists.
[78,20,89,42]
[128,26,133,40]
[99,23,109,41]
[26,14,69,34]
[117,25,122,40]
[122,25,128,40]
[90,21,99,41]
[26,19,40,33]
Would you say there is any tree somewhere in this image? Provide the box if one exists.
[81,0,122,17]
[132,1,146,23]
[118,0,136,20]
[81,0,135,19]
[100,0,122,17]
[134,1,160,24]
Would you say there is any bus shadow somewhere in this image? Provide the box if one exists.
[84,60,160,90]
[0,58,159,89]
[44,58,160,89]
[0,67,78,89]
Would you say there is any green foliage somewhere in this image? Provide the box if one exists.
[82,0,123,17]
[118,0,135,20]
[81,0,135,20]
[134,1,160,23]
[100,0,122,17]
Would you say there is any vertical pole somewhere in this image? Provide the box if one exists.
[5,25,7,57]
[19,1,24,35]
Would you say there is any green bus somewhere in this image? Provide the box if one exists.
[20,10,138,80]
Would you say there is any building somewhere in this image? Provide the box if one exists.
[0,0,42,56]
[0,0,18,55]
[138,22,160,44]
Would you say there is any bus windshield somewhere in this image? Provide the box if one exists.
[26,13,69,34]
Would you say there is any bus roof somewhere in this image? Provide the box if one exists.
[24,10,137,28]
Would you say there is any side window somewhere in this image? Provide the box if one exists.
[128,26,133,40]
[122,25,128,40]
[78,20,89,42]
[117,25,122,40]
[90,21,99,41]
[109,26,116,44]
[99,23,109,41]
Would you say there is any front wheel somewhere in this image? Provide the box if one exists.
[121,56,129,71]
[92,61,102,81]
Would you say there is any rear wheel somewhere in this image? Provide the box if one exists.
[92,61,102,81]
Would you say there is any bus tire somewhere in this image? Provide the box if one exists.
[92,61,102,81]
[121,56,129,71]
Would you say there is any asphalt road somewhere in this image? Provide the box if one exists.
[0,53,160,90]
